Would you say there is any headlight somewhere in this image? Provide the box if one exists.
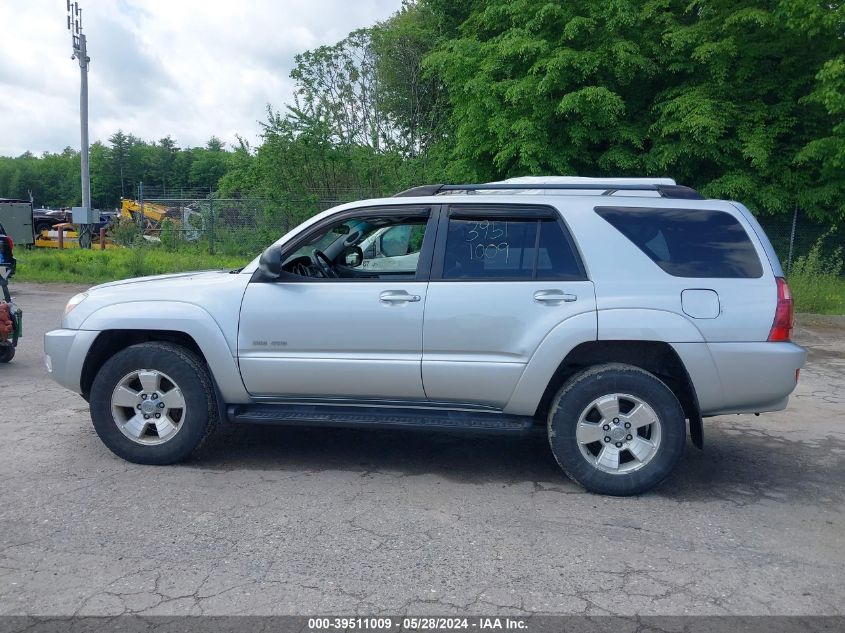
[64,292,88,316]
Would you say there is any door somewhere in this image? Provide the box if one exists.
[238,207,436,400]
[422,205,596,408]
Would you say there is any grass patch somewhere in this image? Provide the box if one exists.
[787,233,845,315]
[790,274,845,315]
[13,247,251,284]
[11,238,845,315]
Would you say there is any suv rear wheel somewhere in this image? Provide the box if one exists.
[547,363,686,496]
[89,342,218,464]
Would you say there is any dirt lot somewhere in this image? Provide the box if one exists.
[0,282,843,616]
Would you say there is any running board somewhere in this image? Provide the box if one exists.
[227,403,536,434]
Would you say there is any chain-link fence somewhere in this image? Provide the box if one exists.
[112,187,843,273]
[111,186,377,259]
[756,210,844,275]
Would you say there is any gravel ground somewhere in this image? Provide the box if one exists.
[0,282,843,616]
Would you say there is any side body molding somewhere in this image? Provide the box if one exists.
[79,301,251,403]
[504,311,598,415]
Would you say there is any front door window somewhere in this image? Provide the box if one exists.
[281,214,429,280]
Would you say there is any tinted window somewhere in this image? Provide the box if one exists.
[595,207,763,278]
[536,219,582,278]
[442,215,583,280]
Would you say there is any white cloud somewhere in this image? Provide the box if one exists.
[0,0,400,156]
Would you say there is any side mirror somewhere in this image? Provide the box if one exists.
[342,245,364,268]
[258,246,282,277]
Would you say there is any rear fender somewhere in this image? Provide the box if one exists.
[600,308,722,428]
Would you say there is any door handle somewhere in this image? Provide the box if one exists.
[533,290,577,304]
[380,290,421,303]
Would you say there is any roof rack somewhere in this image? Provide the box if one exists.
[394,183,704,200]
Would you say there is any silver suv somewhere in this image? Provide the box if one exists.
[44,177,806,495]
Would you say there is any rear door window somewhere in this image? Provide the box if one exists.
[440,210,585,280]
[595,207,763,278]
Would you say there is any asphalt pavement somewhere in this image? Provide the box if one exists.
[0,282,843,616]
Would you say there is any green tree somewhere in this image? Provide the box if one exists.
[371,0,449,155]
[646,0,844,220]
[189,138,229,189]
[153,135,179,193]
[108,130,131,198]
[289,29,388,149]
[423,0,845,220]
[89,141,117,208]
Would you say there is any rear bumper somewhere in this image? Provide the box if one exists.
[44,329,100,394]
[704,341,806,416]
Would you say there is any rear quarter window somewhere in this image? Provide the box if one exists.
[595,207,763,278]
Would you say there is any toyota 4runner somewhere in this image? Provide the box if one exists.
[44,177,806,495]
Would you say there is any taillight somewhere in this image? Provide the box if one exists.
[768,277,793,342]
[6,237,12,256]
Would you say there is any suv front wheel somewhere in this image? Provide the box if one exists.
[89,342,218,464]
[547,363,686,496]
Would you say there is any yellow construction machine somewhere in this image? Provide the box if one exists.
[119,199,203,241]
[34,223,118,249]
[119,199,179,233]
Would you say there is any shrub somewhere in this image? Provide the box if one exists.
[108,217,141,247]
[788,232,845,314]
[160,219,180,252]
[126,236,149,277]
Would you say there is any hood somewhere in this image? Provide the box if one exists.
[89,269,229,291]
[63,268,250,331]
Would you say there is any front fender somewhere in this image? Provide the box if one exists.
[79,301,251,403]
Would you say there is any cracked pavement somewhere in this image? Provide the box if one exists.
[0,283,843,616]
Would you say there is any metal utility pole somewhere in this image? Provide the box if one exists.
[67,1,93,248]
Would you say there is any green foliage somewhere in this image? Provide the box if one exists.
[423,0,845,221]
[0,148,80,208]
[159,219,179,252]
[190,139,230,189]
[1,0,842,229]
[217,5,453,203]
[107,216,141,247]
[0,134,233,210]
[789,232,845,314]
[13,248,249,284]
[371,1,449,155]
[126,238,149,278]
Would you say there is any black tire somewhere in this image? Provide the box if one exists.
[34,222,51,236]
[89,342,218,464]
[547,363,686,496]
[0,345,14,363]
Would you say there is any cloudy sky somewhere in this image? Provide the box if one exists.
[0,0,400,157]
